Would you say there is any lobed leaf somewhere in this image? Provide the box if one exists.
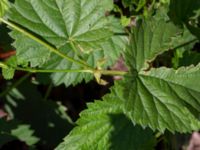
[3,81,74,147]
[7,0,127,86]
[179,51,200,67]
[168,0,200,25]
[128,18,181,71]
[0,119,39,147]
[168,0,200,40]
[122,17,200,132]
[56,83,156,150]
[123,66,200,132]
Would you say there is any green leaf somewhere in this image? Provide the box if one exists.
[128,18,181,71]
[2,56,17,80]
[0,119,39,147]
[136,0,146,12]
[168,0,200,40]
[11,124,40,145]
[171,26,198,68]
[3,81,74,147]
[7,0,126,86]
[122,17,200,132]
[41,17,127,86]
[8,0,113,65]
[0,0,9,18]
[8,0,113,51]
[124,66,200,132]
[56,83,156,150]
[2,67,14,80]
[179,51,200,67]
[168,0,200,25]
[10,30,50,67]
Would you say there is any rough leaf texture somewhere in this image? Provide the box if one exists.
[128,18,181,71]
[56,83,156,150]
[8,0,126,86]
[122,17,200,132]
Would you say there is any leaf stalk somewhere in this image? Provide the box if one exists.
[0,18,93,70]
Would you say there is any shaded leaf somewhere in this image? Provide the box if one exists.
[168,0,200,40]
[0,119,39,147]
[56,83,156,150]
[0,24,13,50]
[4,81,74,147]
[168,0,200,25]
[179,51,200,67]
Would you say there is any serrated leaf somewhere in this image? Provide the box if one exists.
[8,0,113,65]
[7,0,126,86]
[43,17,127,86]
[171,26,198,68]
[123,66,200,132]
[128,18,181,71]
[41,44,94,86]
[56,83,156,150]
[0,119,39,147]
[2,56,17,80]
[3,81,74,147]
[122,17,200,132]
[10,30,50,67]
[2,68,14,80]
[8,0,113,50]
[11,124,40,145]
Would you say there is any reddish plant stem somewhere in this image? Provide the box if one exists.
[0,50,16,59]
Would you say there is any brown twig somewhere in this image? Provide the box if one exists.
[0,50,16,59]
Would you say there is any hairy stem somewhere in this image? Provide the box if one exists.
[0,62,127,76]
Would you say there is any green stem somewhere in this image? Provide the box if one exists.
[16,66,127,76]
[0,73,31,97]
[1,62,127,76]
[95,69,127,76]
[69,41,79,55]
[15,66,93,74]
[0,18,128,78]
[173,38,198,50]
[69,41,87,63]
[0,18,93,70]
[43,83,53,101]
